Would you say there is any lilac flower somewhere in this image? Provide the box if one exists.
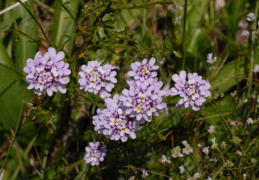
[207,125,215,133]
[202,147,209,155]
[78,60,117,98]
[93,94,140,142]
[23,47,71,96]
[84,142,107,166]
[179,165,185,174]
[120,78,168,123]
[171,71,211,111]
[141,169,149,178]
[127,58,159,85]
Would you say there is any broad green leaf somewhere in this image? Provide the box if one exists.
[0,45,34,130]
[0,42,14,67]
[210,58,245,94]
[14,0,37,75]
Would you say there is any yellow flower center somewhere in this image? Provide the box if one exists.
[113,119,117,124]
[142,68,147,73]
[137,106,142,111]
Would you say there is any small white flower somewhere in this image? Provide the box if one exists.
[241,30,250,37]
[253,64,259,73]
[179,165,185,174]
[197,143,202,148]
[210,158,217,162]
[182,144,193,155]
[230,121,237,127]
[142,169,149,178]
[243,99,248,103]
[182,140,188,146]
[207,125,215,133]
[243,173,247,179]
[207,177,212,180]
[129,176,135,180]
[247,118,253,124]
[193,172,200,178]
[161,155,171,163]
[247,13,255,22]
[202,147,210,155]
[236,150,243,157]
[161,155,168,163]
[207,53,217,64]
[210,138,216,144]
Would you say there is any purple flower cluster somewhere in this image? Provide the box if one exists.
[78,61,117,98]
[23,47,71,96]
[92,58,169,142]
[120,58,170,123]
[127,57,159,86]
[93,94,140,142]
[84,142,107,166]
[171,70,211,111]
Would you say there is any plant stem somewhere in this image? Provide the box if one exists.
[33,0,54,14]
[57,0,78,25]
[181,0,187,69]
[17,0,52,46]
[114,0,175,10]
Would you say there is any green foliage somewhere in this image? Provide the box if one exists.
[0,0,259,179]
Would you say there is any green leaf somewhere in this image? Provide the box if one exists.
[134,42,144,54]
[173,51,182,58]
[14,0,37,75]
[210,58,245,94]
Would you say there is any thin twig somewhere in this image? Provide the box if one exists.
[0,0,29,15]
[114,0,175,10]
[17,0,51,46]
[57,0,78,25]
[122,166,171,178]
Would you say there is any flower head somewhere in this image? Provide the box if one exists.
[127,57,159,85]
[142,169,149,178]
[247,13,255,22]
[253,64,259,73]
[78,60,117,98]
[171,71,211,111]
[179,165,185,174]
[247,118,253,124]
[161,155,171,163]
[93,94,140,142]
[202,147,210,155]
[84,142,107,166]
[23,47,71,96]
[120,78,168,123]
[207,125,215,133]
[207,53,217,64]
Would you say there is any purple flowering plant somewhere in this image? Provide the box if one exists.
[78,60,117,99]
[93,94,140,142]
[84,142,107,166]
[4,1,258,179]
[171,70,211,111]
[23,47,71,96]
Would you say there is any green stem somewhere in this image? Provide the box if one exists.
[114,0,175,10]
[33,0,54,14]
[17,0,52,46]
[181,0,187,69]
[57,0,78,25]
[0,63,25,78]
